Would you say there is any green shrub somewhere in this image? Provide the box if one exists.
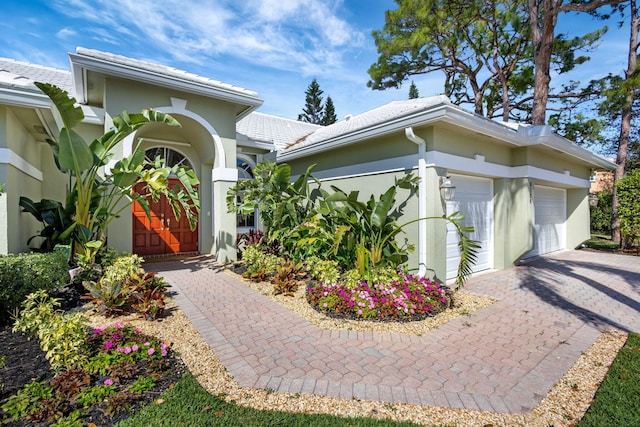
[242,244,283,281]
[304,256,340,284]
[11,290,60,337]
[12,290,90,373]
[590,190,612,233]
[95,246,126,269]
[0,251,69,322]
[617,170,640,247]
[39,313,90,373]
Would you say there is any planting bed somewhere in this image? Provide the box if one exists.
[0,285,184,427]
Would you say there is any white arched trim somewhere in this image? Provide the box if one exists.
[236,153,258,170]
[120,97,237,182]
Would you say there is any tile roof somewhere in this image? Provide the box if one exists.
[75,47,260,98]
[281,96,451,153]
[0,58,73,94]
[237,112,322,151]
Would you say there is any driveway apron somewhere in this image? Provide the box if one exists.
[152,250,640,413]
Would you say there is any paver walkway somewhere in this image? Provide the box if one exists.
[151,250,640,413]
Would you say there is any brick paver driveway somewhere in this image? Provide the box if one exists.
[152,250,640,413]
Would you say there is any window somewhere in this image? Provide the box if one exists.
[144,147,193,170]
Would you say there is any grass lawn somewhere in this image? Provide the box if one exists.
[578,333,640,426]
[583,234,620,250]
[118,334,640,427]
[115,373,442,427]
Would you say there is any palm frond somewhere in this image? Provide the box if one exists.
[446,212,480,289]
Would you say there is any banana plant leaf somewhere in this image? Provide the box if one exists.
[34,83,93,172]
[19,196,75,251]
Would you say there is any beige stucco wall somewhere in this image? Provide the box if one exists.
[432,127,512,166]
[493,177,535,269]
[0,107,46,253]
[289,133,417,176]
[566,188,591,249]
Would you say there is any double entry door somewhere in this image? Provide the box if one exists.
[132,179,198,256]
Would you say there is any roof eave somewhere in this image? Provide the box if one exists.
[278,103,616,170]
[69,52,264,113]
[543,134,617,170]
[0,86,51,109]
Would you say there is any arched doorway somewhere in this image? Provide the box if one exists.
[132,147,199,256]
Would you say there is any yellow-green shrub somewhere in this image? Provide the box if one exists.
[12,291,89,373]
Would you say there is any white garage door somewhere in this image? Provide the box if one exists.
[446,175,493,281]
[529,185,566,257]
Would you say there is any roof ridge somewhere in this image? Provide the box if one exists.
[249,111,323,127]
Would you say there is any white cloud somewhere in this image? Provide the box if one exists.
[50,0,365,78]
[56,28,77,40]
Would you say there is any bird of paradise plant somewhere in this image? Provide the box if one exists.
[21,83,200,264]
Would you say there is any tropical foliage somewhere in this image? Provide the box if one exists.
[298,174,419,283]
[20,83,200,263]
[228,161,479,288]
[18,197,75,252]
[227,161,320,259]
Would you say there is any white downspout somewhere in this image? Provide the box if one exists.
[405,127,427,277]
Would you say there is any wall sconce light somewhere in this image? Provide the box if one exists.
[440,176,456,201]
[588,193,599,207]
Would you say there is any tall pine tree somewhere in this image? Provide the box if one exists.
[322,96,337,125]
[298,79,324,124]
[409,81,419,99]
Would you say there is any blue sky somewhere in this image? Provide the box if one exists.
[0,0,631,121]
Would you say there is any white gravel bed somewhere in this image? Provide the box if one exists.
[232,270,495,335]
[85,268,627,426]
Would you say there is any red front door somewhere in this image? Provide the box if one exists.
[132,179,198,256]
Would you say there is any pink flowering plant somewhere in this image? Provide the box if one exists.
[306,274,451,320]
[86,322,170,371]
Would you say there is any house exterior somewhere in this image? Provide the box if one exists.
[1,48,615,283]
[590,170,614,193]
[0,48,262,260]
[242,98,616,282]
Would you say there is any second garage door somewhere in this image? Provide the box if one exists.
[528,185,566,257]
[446,175,494,281]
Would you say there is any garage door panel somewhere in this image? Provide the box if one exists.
[446,176,493,280]
[529,186,566,257]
